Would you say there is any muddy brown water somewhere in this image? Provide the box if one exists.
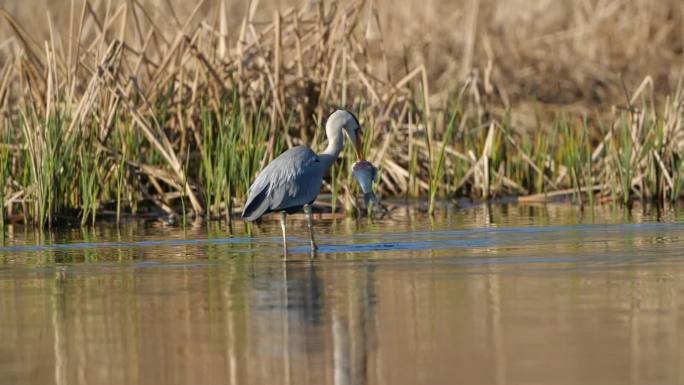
[2,203,684,385]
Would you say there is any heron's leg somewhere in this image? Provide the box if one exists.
[280,211,288,258]
[303,204,318,252]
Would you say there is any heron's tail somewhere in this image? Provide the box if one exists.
[241,187,270,222]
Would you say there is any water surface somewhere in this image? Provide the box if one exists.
[2,203,684,385]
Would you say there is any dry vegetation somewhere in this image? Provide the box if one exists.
[0,0,683,226]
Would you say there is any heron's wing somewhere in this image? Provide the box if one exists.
[242,146,323,220]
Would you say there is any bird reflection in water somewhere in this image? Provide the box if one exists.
[257,258,376,385]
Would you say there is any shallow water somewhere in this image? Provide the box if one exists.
[2,203,684,385]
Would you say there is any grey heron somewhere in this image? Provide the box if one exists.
[241,109,364,256]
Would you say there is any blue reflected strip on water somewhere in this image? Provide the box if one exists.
[0,236,254,253]
[308,238,492,253]
[0,221,680,255]
[351,221,682,241]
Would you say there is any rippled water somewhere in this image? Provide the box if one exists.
[2,203,684,385]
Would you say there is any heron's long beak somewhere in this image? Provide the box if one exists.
[354,134,364,161]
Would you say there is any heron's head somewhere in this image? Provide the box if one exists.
[326,109,364,160]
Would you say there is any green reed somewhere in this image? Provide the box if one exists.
[2,89,684,228]
[0,131,10,229]
[429,112,457,215]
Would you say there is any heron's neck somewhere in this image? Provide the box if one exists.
[318,130,344,170]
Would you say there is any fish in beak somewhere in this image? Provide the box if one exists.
[352,160,379,208]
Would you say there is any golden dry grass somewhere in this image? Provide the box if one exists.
[3,0,683,108]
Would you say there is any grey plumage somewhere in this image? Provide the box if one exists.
[241,146,324,221]
[241,109,363,224]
